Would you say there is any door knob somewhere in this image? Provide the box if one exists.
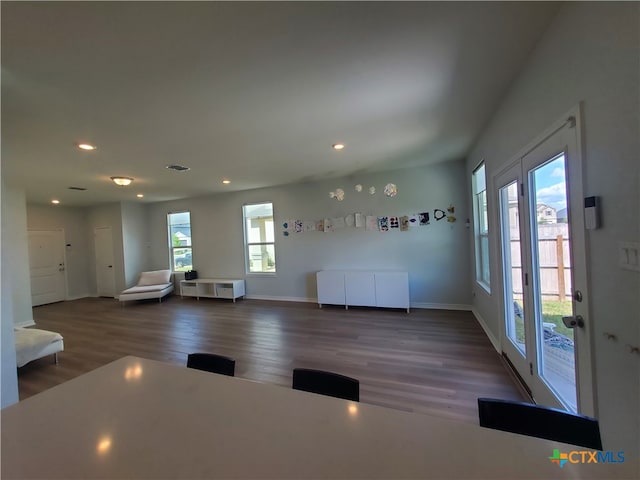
[562,315,584,329]
[108,265,113,268]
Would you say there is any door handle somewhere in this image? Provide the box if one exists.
[108,265,113,268]
[562,315,584,329]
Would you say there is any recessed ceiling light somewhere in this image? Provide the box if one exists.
[222,179,231,184]
[136,194,144,198]
[332,143,345,150]
[51,199,60,204]
[77,143,97,151]
[111,176,134,186]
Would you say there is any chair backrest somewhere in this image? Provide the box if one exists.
[187,353,235,377]
[477,397,602,450]
[292,368,359,402]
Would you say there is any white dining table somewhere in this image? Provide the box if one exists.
[1,356,633,479]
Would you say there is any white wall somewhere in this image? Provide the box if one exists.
[3,186,33,326]
[467,2,639,457]
[149,160,471,308]
[27,205,92,299]
[1,181,19,407]
[121,202,151,287]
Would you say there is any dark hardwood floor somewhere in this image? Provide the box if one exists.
[18,296,524,423]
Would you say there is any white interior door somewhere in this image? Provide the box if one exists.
[28,230,66,306]
[95,227,116,298]
[496,110,595,415]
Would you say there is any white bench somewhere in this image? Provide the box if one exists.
[15,327,64,368]
[119,269,174,304]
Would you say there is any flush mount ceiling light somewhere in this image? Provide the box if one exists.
[111,176,134,186]
[51,199,60,204]
[136,194,144,198]
[332,143,345,150]
[222,179,231,184]
[166,164,191,172]
[77,143,97,151]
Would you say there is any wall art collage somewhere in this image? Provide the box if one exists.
[281,205,456,236]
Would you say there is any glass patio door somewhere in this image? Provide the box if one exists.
[496,111,595,415]
[526,152,577,411]
[496,164,529,379]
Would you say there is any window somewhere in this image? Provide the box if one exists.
[472,163,490,290]
[168,211,192,272]
[243,202,275,274]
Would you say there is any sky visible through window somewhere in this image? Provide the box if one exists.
[533,155,566,211]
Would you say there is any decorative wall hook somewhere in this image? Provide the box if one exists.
[602,332,617,341]
[625,344,640,355]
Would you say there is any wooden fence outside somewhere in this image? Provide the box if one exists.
[509,224,571,301]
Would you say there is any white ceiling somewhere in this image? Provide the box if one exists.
[1,2,559,207]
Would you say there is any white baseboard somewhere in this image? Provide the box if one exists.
[471,306,500,352]
[410,302,472,311]
[244,295,317,303]
[66,294,91,301]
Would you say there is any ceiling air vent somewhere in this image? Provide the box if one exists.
[166,164,191,172]
[68,186,87,191]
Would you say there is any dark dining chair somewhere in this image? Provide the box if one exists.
[187,353,236,377]
[477,397,602,450]
[292,368,359,401]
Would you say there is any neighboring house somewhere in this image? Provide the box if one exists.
[556,208,568,223]
[536,204,557,224]
[174,232,190,246]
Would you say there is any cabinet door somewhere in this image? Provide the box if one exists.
[345,272,376,307]
[374,272,409,308]
[233,280,245,298]
[317,271,345,305]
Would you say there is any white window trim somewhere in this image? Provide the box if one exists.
[242,202,276,276]
[167,211,192,272]
[472,162,491,293]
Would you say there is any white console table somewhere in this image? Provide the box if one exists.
[180,278,245,302]
[317,270,410,312]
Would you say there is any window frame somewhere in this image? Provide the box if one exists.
[242,202,276,275]
[167,211,193,272]
[472,162,491,293]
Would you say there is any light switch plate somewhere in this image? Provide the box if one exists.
[619,242,640,272]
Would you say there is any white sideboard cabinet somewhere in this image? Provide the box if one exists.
[317,271,409,312]
[180,278,245,302]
